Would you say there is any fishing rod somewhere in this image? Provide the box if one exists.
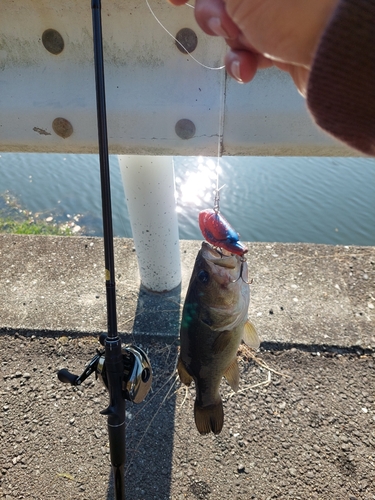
[58,2,152,499]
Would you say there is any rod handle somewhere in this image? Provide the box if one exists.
[58,369,80,385]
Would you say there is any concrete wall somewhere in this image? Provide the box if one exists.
[0,0,355,156]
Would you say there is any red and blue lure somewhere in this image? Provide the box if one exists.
[199,209,248,257]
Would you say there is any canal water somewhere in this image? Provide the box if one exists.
[0,153,374,246]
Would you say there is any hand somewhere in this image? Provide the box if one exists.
[169,0,339,96]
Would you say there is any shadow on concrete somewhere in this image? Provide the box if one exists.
[131,283,182,339]
[0,326,371,358]
[0,325,180,499]
[106,284,181,499]
[0,283,182,499]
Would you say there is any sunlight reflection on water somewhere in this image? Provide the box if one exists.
[175,157,220,211]
[0,153,374,246]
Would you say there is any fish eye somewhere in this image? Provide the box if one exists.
[197,270,209,283]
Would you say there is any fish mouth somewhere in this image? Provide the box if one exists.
[201,241,238,269]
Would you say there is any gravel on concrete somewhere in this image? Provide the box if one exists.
[1,332,375,499]
[0,234,374,499]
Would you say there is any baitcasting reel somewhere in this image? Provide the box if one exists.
[57,334,152,404]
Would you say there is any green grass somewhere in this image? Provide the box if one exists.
[0,217,72,236]
[0,192,74,236]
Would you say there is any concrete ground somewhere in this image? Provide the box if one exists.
[0,234,374,500]
[0,234,374,349]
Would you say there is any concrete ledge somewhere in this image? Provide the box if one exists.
[0,234,374,349]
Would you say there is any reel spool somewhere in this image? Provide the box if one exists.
[97,344,152,403]
[58,336,152,404]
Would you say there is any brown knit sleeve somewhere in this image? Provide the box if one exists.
[307,0,375,155]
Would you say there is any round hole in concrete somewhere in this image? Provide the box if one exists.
[175,119,196,140]
[42,29,64,55]
[52,117,73,139]
[175,28,198,54]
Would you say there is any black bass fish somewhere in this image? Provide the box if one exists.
[178,241,259,435]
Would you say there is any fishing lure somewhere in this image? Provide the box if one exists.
[199,208,248,257]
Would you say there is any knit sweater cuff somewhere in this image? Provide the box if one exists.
[307,0,375,155]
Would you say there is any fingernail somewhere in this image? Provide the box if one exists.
[207,17,229,38]
[231,60,243,83]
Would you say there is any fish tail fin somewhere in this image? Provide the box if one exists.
[194,400,224,435]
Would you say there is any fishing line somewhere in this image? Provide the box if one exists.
[125,372,180,476]
[145,0,225,71]
[214,68,226,213]
[212,71,252,284]
[125,342,179,431]
[118,0,228,245]
[124,340,180,473]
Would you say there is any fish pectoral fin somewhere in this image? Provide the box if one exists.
[224,358,240,392]
[243,320,260,349]
[177,357,193,386]
[212,330,232,354]
[194,400,224,435]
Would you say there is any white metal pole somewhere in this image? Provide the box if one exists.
[118,155,181,292]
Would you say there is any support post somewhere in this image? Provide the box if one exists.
[118,155,181,292]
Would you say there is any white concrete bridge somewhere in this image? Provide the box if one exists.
[0,0,356,291]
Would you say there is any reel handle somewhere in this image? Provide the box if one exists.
[58,369,80,385]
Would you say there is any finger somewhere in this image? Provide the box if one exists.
[194,0,239,39]
[224,49,260,83]
[285,65,310,97]
[167,0,189,5]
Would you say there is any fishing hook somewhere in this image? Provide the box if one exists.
[231,256,253,285]
[211,240,251,283]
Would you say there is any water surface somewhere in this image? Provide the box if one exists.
[0,153,374,246]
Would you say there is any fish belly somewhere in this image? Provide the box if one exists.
[179,321,243,435]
